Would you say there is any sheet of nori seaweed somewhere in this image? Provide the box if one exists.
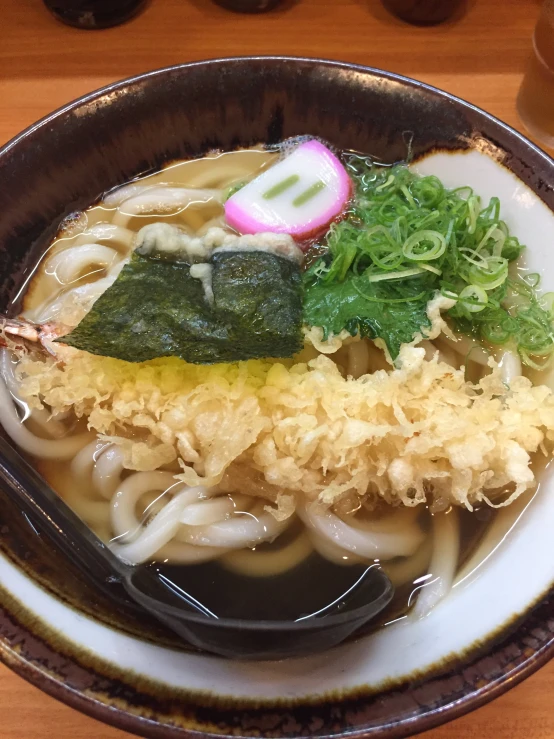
[62,250,303,364]
[211,250,303,360]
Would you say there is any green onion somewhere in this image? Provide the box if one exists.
[402,230,446,261]
[482,322,511,344]
[310,157,551,368]
[468,256,508,291]
[375,174,395,193]
[475,224,501,253]
[524,272,541,288]
[459,285,488,312]
[459,248,489,269]
[466,195,481,234]
[441,287,459,300]
[366,267,425,283]
[352,281,427,303]
[539,291,554,316]
[419,263,442,276]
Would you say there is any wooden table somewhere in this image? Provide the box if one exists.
[0,0,553,736]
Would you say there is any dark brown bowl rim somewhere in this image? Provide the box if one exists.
[0,55,553,739]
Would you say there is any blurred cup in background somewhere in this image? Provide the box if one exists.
[43,0,147,28]
[516,0,554,149]
[211,0,284,10]
[382,0,465,25]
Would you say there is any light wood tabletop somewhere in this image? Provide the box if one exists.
[0,0,553,737]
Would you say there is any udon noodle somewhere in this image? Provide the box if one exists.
[1,144,551,623]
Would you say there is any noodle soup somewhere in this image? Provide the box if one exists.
[2,139,553,633]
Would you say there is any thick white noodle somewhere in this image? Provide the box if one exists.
[0,349,69,439]
[70,439,124,500]
[102,182,158,207]
[0,349,26,397]
[382,536,433,588]
[179,496,235,526]
[42,444,226,562]
[92,445,125,500]
[28,274,118,325]
[347,340,370,379]
[298,502,425,560]
[177,503,289,549]
[179,166,253,190]
[104,259,126,281]
[110,471,181,541]
[365,341,394,373]
[221,531,313,577]
[28,407,68,438]
[0,375,92,459]
[71,439,107,480]
[411,509,460,620]
[348,505,420,532]
[44,244,120,286]
[74,223,135,251]
[110,480,235,564]
[498,349,522,385]
[308,530,363,565]
[112,187,221,227]
[440,334,490,366]
[153,540,228,564]
[111,489,202,564]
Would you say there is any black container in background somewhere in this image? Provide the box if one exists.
[382,0,465,25]
[43,0,147,29]
[212,0,284,12]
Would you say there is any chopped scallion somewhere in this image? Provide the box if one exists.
[304,157,553,367]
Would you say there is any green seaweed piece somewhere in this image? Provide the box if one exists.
[212,251,303,359]
[63,250,303,364]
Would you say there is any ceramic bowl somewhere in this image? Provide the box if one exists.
[0,57,553,739]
